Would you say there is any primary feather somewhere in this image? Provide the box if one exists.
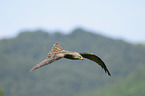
[79,53,111,76]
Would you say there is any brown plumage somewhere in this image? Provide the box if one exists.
[29,42,111,76]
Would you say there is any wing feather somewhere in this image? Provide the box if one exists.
[29,55,63,72]
[80,53,111,76]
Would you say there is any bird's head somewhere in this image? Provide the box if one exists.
[73,52,83,60]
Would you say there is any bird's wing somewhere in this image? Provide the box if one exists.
[29,54,64,72]
[79,53,111,76]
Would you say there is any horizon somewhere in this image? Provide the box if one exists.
[0,28,144,44]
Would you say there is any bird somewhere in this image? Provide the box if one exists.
[29,42,111,76]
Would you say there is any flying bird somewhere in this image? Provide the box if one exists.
[29,42,111,76]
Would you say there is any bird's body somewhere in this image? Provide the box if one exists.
[29,42,111,76]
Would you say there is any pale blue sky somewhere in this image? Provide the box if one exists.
[0,0,145,42]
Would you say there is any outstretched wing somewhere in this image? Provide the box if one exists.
[79,53,111,76]
[29,54,63,72]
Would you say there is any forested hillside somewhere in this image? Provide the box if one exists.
[0,28,145,96]
[0,89,3,96]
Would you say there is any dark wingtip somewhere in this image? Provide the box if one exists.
[108,72,111,76]
[106,70,111,76]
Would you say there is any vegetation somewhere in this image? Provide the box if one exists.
[0,28,145,96]
[81,69,145,96]
[0,89,3,96]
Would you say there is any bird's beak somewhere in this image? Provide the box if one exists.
[80,57,83,60]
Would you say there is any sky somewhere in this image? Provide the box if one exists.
[0,0,145,43]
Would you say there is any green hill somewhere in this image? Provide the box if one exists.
[0,28,145,96]
[0,89,3,96]
[82,69,145,96]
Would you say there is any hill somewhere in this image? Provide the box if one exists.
[0,28,145,96]
[82,68,145,96]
